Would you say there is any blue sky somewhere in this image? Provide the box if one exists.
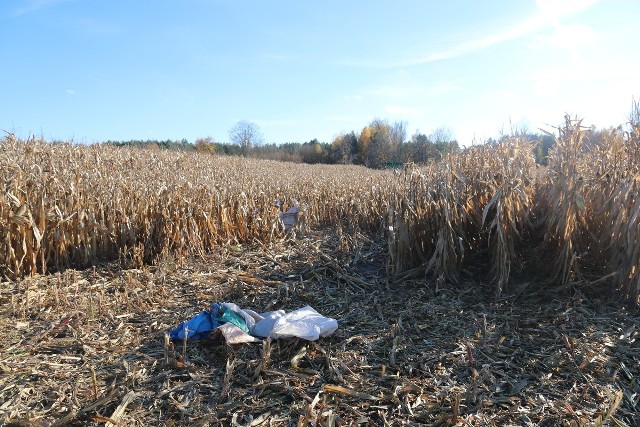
[1,0,639,146]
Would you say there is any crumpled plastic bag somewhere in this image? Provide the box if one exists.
[278,201,299,231]
[251,310,286,338]
[168,304,220,340]
[220,302,256,333]
[255,306,338,340]
[217,323,261,344]
[168,303,337,343]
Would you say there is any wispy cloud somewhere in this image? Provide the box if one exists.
[339,18,542,68]
[406,19,544,66]
[535,0,601,25]
[13,0,75,16]
[536,23,597,49]
[343,0,603,68]
[526,1,607,98]
[533,0,600,65]
[65,89,76,95]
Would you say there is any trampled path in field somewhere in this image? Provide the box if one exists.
[0,230,638,426]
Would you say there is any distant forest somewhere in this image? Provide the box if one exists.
[102,118,624,168]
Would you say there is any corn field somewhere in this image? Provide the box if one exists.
[389,115,640,302]
[2,114,639,303]
[1,136,394,278]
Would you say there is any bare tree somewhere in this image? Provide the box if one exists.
[229,121,264,155]
[390,121,407,146]
[429,126,453,144]
[429,126,458,155]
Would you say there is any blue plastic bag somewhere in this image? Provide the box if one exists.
[168,304,221,340]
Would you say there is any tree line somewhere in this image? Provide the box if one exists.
[102,118,627,168]
[104,119,461,168]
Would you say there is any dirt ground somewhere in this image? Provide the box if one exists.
[0,230,638,426]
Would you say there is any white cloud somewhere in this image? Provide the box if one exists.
[65,89,76,95]
[341,17,544,68]
[535,0,601,24]
[342,0,603,69]
[414,18,544,64]
[540,23,597,48]
[533,0,601,65]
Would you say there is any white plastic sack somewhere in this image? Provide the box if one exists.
[217,303,337,342]
[252,310,286,338]
[269,306,338,341]
[278,201,299,231]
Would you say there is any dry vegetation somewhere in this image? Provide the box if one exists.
[0,136,394,278]
[388,115,640,302]
[1,113,639,426]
